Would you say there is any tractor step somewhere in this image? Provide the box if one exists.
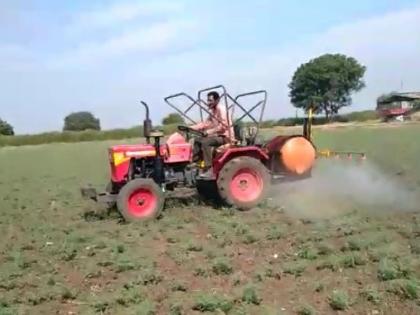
[81,186,117,205]
[196,176,216,181]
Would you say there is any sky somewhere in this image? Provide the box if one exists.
[1,0,420,134]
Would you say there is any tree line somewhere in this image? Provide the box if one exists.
[1,53,367,136]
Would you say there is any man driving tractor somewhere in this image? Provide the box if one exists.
[191,91,234,179]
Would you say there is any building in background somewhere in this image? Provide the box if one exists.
[376,92,420,121]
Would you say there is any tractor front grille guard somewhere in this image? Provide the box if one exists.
[164,85,267,144]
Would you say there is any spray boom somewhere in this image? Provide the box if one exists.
[304,105,366,161]
[317,149,366,160]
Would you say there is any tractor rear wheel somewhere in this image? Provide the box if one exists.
[117,178,164,222]
[217,157,270,210]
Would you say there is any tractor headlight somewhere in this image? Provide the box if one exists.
[111,152,127,166]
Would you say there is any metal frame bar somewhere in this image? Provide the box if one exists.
[165,85,233,140]
[164,93,200,124]
[164,86,267,144]
[197,85,227,104]
[232,90,267,140]
[234,101,264,124]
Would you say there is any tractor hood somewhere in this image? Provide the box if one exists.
[108,133,193,183]
[110,144,159,158]
[108,144,161,183]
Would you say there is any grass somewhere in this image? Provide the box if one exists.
[115,285,144,306]
[377,258,411,281]
[329,290,349,310]
[283,261,308,277]
[316,255,341,271]
[115,258,139,273]
[241,285,262,305]
[171,281,188,292]
[169,303,183,315]
[193,267,209,277]
[93,302,109,313]
[134,299,156,315]
[186,241,203,252]
[316,242,335,256]
[212,258,234,275]
[409,241,420,255]
[360,287,382,305]
[192,294,234,313]
[296,304,317,315]
[341,253,366,268]
[136,269,163,286]
[242,233,259,244]
[265,225,285,240]
[386,279,419,300]
[0,124,419,313]
[297,247,318,260]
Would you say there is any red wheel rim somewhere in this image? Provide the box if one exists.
[229,168,263,203]
[127,188,157,218]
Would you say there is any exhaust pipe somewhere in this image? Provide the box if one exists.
[141,101,152,144]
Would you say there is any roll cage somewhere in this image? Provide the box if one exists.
[163,85,267,145]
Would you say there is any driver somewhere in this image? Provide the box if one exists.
[191,91,234,179]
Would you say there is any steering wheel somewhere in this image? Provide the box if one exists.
[177,125,206,137]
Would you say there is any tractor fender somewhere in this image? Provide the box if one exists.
[213,146,269,175]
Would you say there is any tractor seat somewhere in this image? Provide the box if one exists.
[214,139,240,154]
[215,143,231,153]
[149,130,164,138]
[213,124,242,154]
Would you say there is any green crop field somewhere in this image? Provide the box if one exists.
[1,124,420,314]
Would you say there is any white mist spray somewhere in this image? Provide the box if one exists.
[270,159,420,219]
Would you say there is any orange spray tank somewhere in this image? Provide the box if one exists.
[265,135,316,177]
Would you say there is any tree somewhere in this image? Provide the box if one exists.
[0,118,14,136]
[289,54,366,120]
[63,111,101,131]
[162,113,184,125]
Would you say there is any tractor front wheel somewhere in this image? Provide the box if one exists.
[217,157,270,210]
[117,179,164,222]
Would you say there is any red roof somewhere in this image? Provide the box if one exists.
[379,107,411,117]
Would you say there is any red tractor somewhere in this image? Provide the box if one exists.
[81,85,317,221]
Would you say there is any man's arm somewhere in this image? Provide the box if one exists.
[206,123,225,136]
[191,115,212,131]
